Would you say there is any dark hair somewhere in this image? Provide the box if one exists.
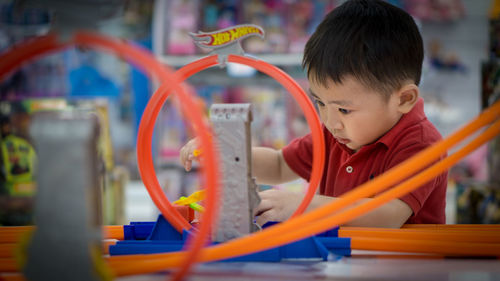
[303,0,423,97]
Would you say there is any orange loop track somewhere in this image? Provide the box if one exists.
[0,31,220,281]
[139,53,325,280]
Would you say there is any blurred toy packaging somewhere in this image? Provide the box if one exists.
[0,99,127,226]
[0,99,66,225]
[456,182,500,224]
[159,0,336,56]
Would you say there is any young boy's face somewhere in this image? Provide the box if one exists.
[309,76,403,152]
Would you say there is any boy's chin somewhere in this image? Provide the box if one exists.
[346,143,361,152]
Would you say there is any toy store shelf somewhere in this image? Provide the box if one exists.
[179,69,306,86]
[158,53,304,68]
[0,23,51,36]
[157,54,306,87]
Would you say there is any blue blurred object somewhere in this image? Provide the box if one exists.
[109,215,350,261]
[69,65,120,98]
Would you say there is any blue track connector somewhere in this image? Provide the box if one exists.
[109,215,351,261]
[123,222,155,240]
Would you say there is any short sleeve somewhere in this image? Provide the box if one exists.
[385,140,446,216]
[282,133,313,181]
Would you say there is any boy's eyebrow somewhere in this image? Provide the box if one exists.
[309,89,353,106]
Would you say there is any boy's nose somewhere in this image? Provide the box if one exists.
[332,120,343,130]
[321,109,343,130]
[328,112,343,130]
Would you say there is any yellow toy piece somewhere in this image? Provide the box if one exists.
[192,149,202,157]
[173,190,206,212]
[173,190,205,206]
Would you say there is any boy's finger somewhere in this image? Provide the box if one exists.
[185,161,192,172]
[180,147,188,163]
[255,210,275,227]
[253,199,272,216]
[255,216,266,227]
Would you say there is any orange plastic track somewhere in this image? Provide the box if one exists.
[1,31,499,280]
[101,113,500,276]
[339,227,500,243]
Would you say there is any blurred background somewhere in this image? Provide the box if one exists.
[0,0,498,226]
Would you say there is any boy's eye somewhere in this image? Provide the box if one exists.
[338,108,351,114]
[314,100,325,107]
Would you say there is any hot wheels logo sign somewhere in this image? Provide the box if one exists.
[190,24,264,49]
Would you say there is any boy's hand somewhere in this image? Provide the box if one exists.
[179,138,199,171]
[254,189,303,227]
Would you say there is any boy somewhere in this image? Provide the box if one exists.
[180,0,447,228]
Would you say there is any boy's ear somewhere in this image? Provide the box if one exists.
[396,84,419,114]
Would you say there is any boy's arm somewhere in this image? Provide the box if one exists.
[180,139,299,185]
[306,195,413,228]
[252,147,299,185]
[256,191,412,228]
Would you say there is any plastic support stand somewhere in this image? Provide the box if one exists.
[109,216,350,261]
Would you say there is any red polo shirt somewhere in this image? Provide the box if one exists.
[282,98,447,224]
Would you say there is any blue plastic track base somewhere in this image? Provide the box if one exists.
[110,215,351,261]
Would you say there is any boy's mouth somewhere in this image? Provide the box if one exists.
[334,136,351,144]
